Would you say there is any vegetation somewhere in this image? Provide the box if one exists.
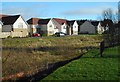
[2,35,102,78]
[42,46,119,80]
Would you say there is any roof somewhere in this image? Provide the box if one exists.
[1,15,20,25]
[91,21,99,26]
[77,20,99,27]
[53,18,67,25]
[77,20,87,26]
[101,19,113,27]
[67,20,75,26]
[38,19,51,25]
[0,14,10,19]
[27,18,41,24]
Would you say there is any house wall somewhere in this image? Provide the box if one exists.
[54,27,59,34]
[47,20,55,36]
[80,21,96,34]
[29,24,39,34]
[0,32,24,38]
[13,16,28,29]
[13,28,28,37]
[72,21,78,35]
[61,23,67,34]
[97,22,104,34]
[0,32,11,38]
[52,19,61,33]
[39,25,47,35]
[2,25,12,32]
[13,16,29,36]
[0,23,2,32]
[67,26,72,35]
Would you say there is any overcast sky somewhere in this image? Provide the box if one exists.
[1,2,118,20]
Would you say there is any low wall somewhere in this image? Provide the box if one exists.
[0,32,10,38]
[0,32,28,38]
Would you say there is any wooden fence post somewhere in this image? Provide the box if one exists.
[100,41,105,57]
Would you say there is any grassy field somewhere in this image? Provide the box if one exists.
[2,35,102,78]
[42,46,119,80]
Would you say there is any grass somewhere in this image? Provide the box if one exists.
[2,35,102,78]
[42,46,120,80]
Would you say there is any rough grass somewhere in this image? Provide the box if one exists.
[42,46,119,80]
[2,35,102,77]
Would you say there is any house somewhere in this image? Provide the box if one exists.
[27,18,68,36]
[97,21,105,34]
[79,20,99,34]
[38,18,56,36]
[53,18,67,34]
[27,18,57,36]
[67,20,78,35]
[0,21,3,32]
[27,18,41,35]
[77,20,87,34]
[1,15,29,37]
[101,19,114,34]
[0,14,9,19]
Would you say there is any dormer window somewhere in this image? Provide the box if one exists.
[18,23,23,28]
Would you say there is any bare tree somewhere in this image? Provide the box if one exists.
[102,8,113,20]
[101,8,115,47]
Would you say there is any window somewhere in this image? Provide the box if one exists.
[49,31,53,34]
[63,26,66,29]
[54,26,58,29]
[18,23,23,28]
[74,26,76,28]
[49,25,52,27]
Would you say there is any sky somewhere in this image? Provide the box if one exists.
[0,2,118,21]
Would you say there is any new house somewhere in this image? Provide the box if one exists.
[97,21,105,34]
[0,15,29,38]
[38,18,56,36]
[53,18,67,34]
[79,20,99,34]
[67,20,78,35]
[27,18,68,36]
[0,21,3,32]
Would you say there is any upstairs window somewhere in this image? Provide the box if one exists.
[49,25,52,27]
[54,26,58,29]
[63,26,66,29]
[18,23,23,28]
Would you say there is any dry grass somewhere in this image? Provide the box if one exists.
[2,35,102,77]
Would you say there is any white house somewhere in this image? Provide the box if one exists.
[67,20,78,35]
[27,18,58,36]
[27,18,41,35]
[1,15,29,37]
[53,18,67,34]
[0,21,3,32]
[38,18,56,36]
[97,22,105,34]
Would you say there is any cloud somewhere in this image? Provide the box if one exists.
[61,4,117,16]
[62,8,101,15]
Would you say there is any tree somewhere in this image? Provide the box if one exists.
[101,8,115,47]
[118,1,120,22]
[102,8,113,20]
